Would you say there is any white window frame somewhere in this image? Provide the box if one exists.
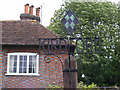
[5,52,39,76]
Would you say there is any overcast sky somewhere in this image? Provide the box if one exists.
[0,0,119,27]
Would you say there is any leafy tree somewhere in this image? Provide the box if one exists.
[48,1,120,86]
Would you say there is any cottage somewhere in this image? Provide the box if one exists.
[0,4,68,88]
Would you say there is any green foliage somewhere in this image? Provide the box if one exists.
[48,1,118,37]
[47,84,63,90]
[77,81,97,88]
[48,84,62,88]
[77,81,87,88]
[48,1,120,86]
[88,82,97,88]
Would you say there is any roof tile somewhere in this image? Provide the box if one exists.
[1,20,58,45]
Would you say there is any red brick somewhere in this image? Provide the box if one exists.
[1,46,67,88]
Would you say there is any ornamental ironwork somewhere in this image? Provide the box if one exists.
[38,10,102,65]
[38,37,102,55]
[38,10,102,63]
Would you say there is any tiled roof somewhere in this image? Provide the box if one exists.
[1,20,58,45]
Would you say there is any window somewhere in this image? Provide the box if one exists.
[6,53,39,75]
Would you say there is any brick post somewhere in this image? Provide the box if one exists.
[63,55,78,88]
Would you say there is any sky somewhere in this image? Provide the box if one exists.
[0,0,119,27]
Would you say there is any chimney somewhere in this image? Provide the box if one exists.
[20,4,40,22]
[24,4,29,14]
[36,7,40,16]
[29,5,34,15]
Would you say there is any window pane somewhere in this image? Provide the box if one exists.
[29,68,32,73]
[29,62,32,67]
[9,55,17,73]
[10,55,14,60]
[13,68,17,73]
[33,68,36,73]
[24,56,27,60]
[19,68,22,73]
[33,56,36,61]
[29,55,37,73]
[14,55,17,61]
[14,62,17,66]
[33,55,37,73]
[23,68,27,73]
[29,56,32,62]
[19,55,27,73]
[19,62,22,67]
[20,56,23,62]
[24,62,27,67]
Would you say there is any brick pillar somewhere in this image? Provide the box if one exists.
[36,7,40,16]
[29,5,34,15]
[24,4,29,14]
[63,55,78,88]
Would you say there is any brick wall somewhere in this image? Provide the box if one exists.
[2,45,68,88]
[0,21,2,89]
[0,50,3,89]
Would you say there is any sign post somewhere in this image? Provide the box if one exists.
[38,10,102,88]
[61,10,78,88]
